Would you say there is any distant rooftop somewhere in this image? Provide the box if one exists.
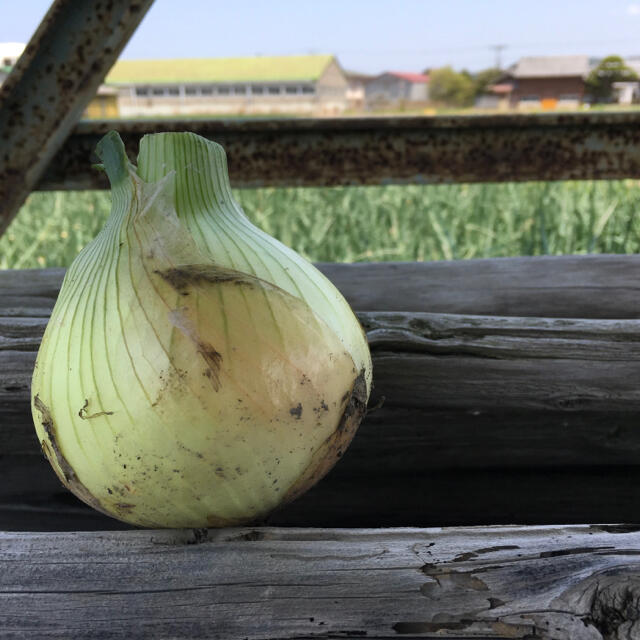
[344,70,375,81]
[386,71,429,84]
[106,54,336,85]
[510,55,591,78]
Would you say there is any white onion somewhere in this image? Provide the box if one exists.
[31,131,372,528]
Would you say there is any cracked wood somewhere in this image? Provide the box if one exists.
[1,525,640,638]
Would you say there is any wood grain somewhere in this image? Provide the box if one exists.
[2,525,640,638]
[4,311,640,456]
[4,254,640,319]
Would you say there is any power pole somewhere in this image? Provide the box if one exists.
[490,44,507,69]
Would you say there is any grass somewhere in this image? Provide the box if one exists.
[2,181,640,270]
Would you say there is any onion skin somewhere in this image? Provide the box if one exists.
[31,132,371,528]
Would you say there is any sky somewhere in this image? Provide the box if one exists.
[3,0,640,74]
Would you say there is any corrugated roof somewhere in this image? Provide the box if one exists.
[106,54,335,84]
[511,55,590,78]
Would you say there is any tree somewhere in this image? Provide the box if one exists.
[472,68,504,98]
[586,55,638,102]
[428,66,475,107]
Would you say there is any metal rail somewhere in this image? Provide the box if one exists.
[0,0,155,236]
[35,111,640,191]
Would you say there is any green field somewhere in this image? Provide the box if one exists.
[2,180,640,269]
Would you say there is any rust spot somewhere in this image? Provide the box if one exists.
[279,369,367,506]
[33,395,110,516]
[115,502,136,512]
[34,113,640,197]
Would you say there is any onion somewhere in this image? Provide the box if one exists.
[31,131,372,527]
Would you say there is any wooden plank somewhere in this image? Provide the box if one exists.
[35,111,640,191]
[7,402,640,467]
[2,525,640,638]
[4,254,640,319]
[4,257,640,527]
[0,0,155,235]
[4,310,640,455]
[318,254,640,319]
[4,456,640,529]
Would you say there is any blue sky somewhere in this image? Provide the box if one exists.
[4,1,640,73]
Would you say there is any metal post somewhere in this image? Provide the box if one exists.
[0,0,155,236]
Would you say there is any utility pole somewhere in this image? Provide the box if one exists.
[490,44,507,69]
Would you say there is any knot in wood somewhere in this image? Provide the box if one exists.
[588,573,640,639]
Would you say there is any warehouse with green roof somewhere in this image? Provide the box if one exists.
[106,54,349,116]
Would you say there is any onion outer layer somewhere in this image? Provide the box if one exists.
[31,131,371,527]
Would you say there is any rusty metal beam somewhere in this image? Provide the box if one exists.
[35,111,640,191]
[0,0,154,236]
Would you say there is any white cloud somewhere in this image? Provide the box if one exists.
[628,3,640,15]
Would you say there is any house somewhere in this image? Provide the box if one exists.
[506,55,590,109]
[475,83,512,110]
[344,70,374,110]
[364,72,429,108]
[106,54,349,116]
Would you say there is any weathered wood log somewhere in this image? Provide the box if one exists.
[4,307,640,527]
[4,256,640,527]
[4,455,640,530]
[5,310,640,455]
[4,254,640,319]
[2,525,640,638]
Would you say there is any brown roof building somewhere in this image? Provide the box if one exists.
[507,55,591,109]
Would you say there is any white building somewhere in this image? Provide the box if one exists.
[106,54,350,117]
[365,72,430,108]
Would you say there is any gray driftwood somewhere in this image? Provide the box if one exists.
[4,308,640,456]
[2,524,640,638]
[5,311,640,452]
[3,256,640,528]
[4,254,640,319]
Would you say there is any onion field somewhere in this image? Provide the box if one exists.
[2,180,640,269]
